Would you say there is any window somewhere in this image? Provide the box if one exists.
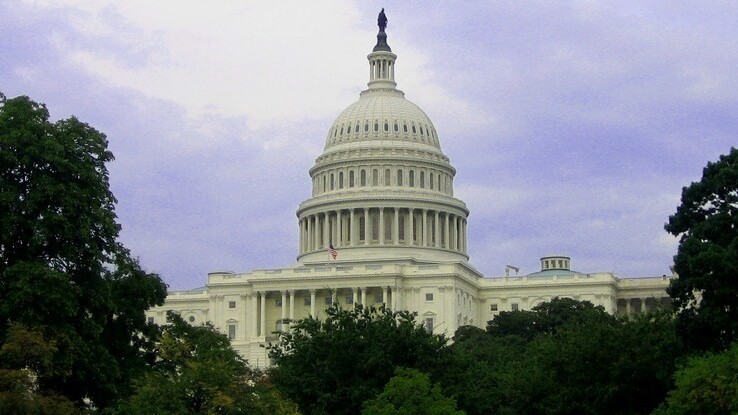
[490,304,498,312]
[372,169,378,186]
[330,173,334,190]
[403,123,408,133]
[394,122,398,132]
[275,319,284,332]
[420,171,425,188]
[397,169,403,186]
[359,216,366,241]
[325,297,333,305]
[374,295,383,304]
[345,296,354,305]
[364,122,369,132]
[228,324,236,340]
[424,318,434,332]
[339,172,344,189]
[511,303,519,311]
[304,297,311,306]
[384,169,391,185]
[425,293,434,301]
[412,124,417,133]
[360,170,367,186]
[349,171,355,187]
[276,299,282,307]
[147,317,155,324]
[384,122,388,131]
[346,125,351,134]
[374,122,378,132]
[188,316,196,323]
[409,170,415,187]
[228,301,236,309]
[430,173,434,189]
[398,215,405,240]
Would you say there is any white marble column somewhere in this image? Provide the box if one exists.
[382,286,388,305]
[310,289,316,317]
[336,210,342,246]
[434,211,440,248]
[323,212,329,248]
[408,208,414,245]
[422,209,428,246]
[393,208,399,245]
[281,291,287,322]
[352,288,358,308]
[390,286,396,310]
[444,213,450,249]
[259,291,266,337]
[363,208,370,245]
[350,209,356,246]
[289,290,295,321]
[250,293,258,338]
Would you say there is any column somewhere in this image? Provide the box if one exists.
[641,298,648,313]
[336,210,342,246]
[408,208,414,245]
[434,211,440,248]
[289,290,295,321]
[250,293,258,338]
[382,286,388,304]
[379,207,385,245]
[307,215,313,251]
[323,212,329,248]
[361,287,367,306]
[352,288,358,308]
[310,289,316,317]
[350,209,356,246]
[422,209,428,246]
[626,298,632,314]
[452,215,458,250]
[281,291,287,322]
[390,286,396,310]
[363,208,370,246]
[259,291,266,337]
[314,215,320,251]
[393,208,399,245]
[444,213,450,249]
[298,219,303,253]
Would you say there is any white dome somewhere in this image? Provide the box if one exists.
[324,89,442,152]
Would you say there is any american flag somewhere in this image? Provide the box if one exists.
[328,244,338,260]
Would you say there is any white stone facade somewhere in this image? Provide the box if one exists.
[146,20,671,368]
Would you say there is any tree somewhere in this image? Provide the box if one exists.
[0,93,167,408]
[655,342,738,415]
[486,297,615,340]
[665,147,738,351]
[113,312,299,415]
[269,304,448,415]
[362,367,465,415]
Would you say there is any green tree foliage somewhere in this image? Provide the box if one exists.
[0,323,77,414]
[439,299,684,415]
[113,312,299,415]
[0,93,167,408]
[655,341,738,415]
[362,367,465,415]
[269,304,448,415]
[665,147,738,351]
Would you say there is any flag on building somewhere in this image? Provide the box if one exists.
[328,243,338,260]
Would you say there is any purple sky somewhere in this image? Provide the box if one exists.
[2,1,736,290]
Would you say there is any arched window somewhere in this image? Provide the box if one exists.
[364,122,369,132]
[420,171,425,188]
[393,122,398,132]
[349,171,355,187]
[330,173,335,190]
[397,169,403,186]
[384,122,389,132]
[437,175,441,190]
[430,173,434,190]
[355,122,360,133]
[409,170,415,187]
[374,122,379,132]
[346,125,351,134]
[403,123,408,133]
[385,169,391,186]
[322,175,326,192]
[339,172,344,189]
[360,170,366,186]
[372,169,379,186]
[412,124,416,134]
[371,210,379,240]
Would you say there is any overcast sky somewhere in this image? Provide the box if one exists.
[2,1,736,290]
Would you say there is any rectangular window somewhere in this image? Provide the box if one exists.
[424,318,434,332]
[147,317,155,324]
[425,293,434,302]
[275,299,282,307]
[228,324,236,340]
[374,295,383,304]
[490,304,498,312]
[511,303,519,311]
[304,297,311,306]
[325,297,333,305]
[346,296,354,305]
[228,301,236,309]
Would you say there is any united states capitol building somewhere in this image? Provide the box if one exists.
[146,12,672,367]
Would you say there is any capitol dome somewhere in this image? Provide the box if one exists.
[296,14,469,265]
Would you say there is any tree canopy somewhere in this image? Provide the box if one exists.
[665,147,738,350]
[362,367,464,415]
[0,93,167,409]
[269,304,448,415]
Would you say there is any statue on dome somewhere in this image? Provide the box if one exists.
[378,8,388,32]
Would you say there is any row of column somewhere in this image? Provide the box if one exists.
[370,57,394,81]
[249,286,397,337]
[298,207,467,254]
[622,297,668,314]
